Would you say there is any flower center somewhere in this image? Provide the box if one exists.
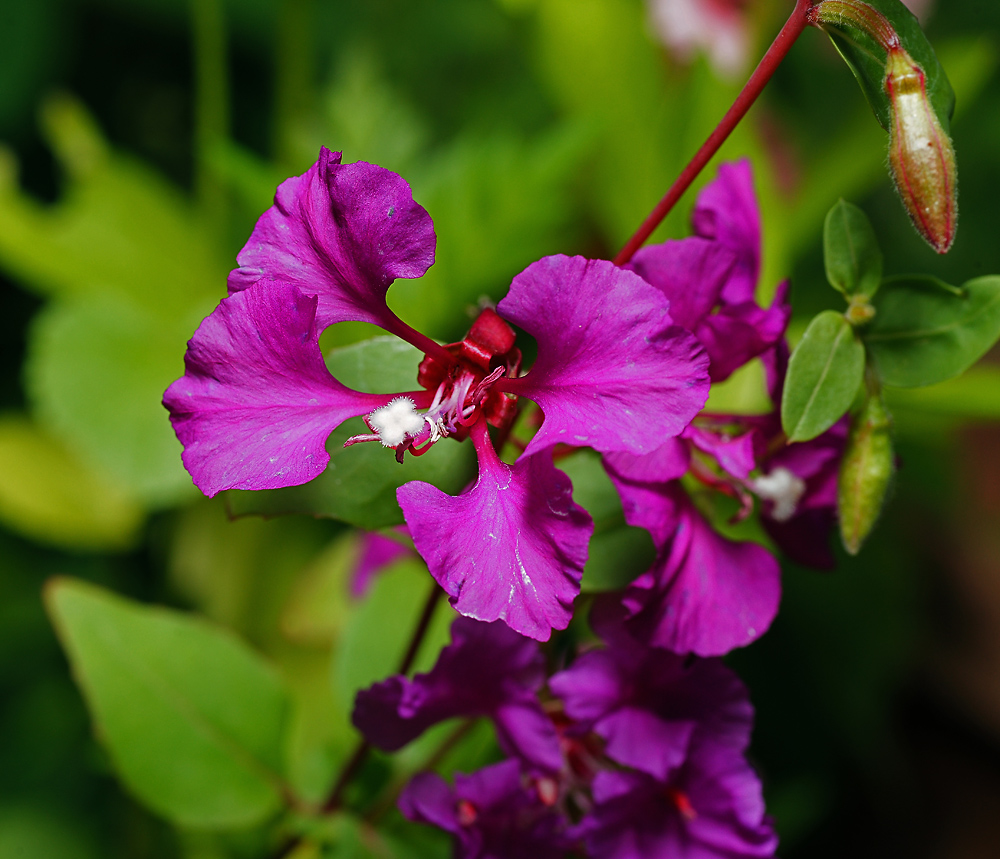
[347,307,521,461]
[751,466,806,522]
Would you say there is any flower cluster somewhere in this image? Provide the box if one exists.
[356,616,778,859]
[165,149,849,857]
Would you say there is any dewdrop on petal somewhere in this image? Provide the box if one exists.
[885,45,957,254]
[368,397,426,447]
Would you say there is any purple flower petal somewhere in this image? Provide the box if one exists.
[353,617,562,771]
[696,283,791,383]
[497,255,709,457]
[685,426,757,481]
[616,486,781,656]
[603,439,691,488]
[163,282,388,497]
[351,529,412,597]
[228,148,436,330]
[397,424,593,641]
[691,159,761,305]
[626,237,737,331]
[580,744,777,859]
[549,638,753,781]
[400,761,571,859]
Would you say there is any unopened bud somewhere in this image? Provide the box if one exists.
[885,46,958,254]
[838,390,894,555]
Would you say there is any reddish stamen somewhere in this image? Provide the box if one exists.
[667,787,698,821]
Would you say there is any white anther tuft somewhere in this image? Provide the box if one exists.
[368,397,425,447]
[751,467,806,522]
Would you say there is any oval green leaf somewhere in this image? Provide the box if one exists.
[865,275,1000,388]
[782,311,866,442]
[45,578,290,829]
[824,199,882,298]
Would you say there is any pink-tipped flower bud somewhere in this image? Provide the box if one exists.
[884,46,957,254]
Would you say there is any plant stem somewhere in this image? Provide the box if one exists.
[319,580,443,815]
[613,0,816,267]
[190,0,229,228]
[273,0,316,168]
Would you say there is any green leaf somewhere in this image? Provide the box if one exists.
[0,95,226,315]
[0,415,142,551]
[819,0,955,133]
[227,338,476,529]
[823,200,882,297]
[782,311,866,442]
[45,578,291,829]
[864,276,1000,388]
[25,293,203,506]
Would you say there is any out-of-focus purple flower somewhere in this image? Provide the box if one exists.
[648,0,754,79]
[400,760,571,859]
[353,616,562,770]
[165,149,710,641]
[626,160,790,383]
[578,741,777,859]
[351,529,412,598]
[549,634,753,781]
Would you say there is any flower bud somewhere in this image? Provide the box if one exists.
[838,390,894,555]
[884,46,958,254]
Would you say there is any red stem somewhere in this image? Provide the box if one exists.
[383,313,455,367]
[613,0,816,267]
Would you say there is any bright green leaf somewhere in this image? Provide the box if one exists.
[0,415,142,551]
[782,311,865,442]
[824,199,882,297]
[45,578,291,829]
[0,95,226,316]
[865,275,1000,388]
[25,293,205,506]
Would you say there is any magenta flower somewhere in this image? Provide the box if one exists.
[164,149,710,640]
[596,476,782,656]
[625,160,790,384]
[548,632,754,782]
[400,760,571,859]
[353,616,562,771]
[578,745,777,859]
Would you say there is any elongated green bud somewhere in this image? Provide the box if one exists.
[838,388,894,555]
[885,46,957,254]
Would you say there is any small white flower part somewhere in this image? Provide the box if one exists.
[367,397,425,447]
[751,467,806,523]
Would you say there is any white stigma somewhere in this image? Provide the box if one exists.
[751,467,806,523]
[367,398,426,447]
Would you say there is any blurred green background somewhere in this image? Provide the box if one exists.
[1,0,1000,856]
